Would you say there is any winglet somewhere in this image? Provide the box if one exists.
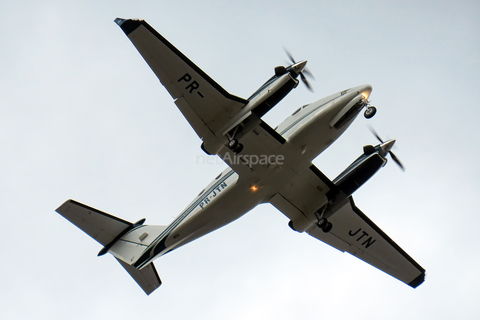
[114,18,142,35]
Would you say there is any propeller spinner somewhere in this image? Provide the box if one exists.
[285,49,315,91]
[369,127,405,171]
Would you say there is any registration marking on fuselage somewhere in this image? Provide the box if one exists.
[199,181,228,209]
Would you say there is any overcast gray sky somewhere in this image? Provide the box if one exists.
[1,0,479,319]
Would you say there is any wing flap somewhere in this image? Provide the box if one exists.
[174,97,212,139]
[307,197,425,288]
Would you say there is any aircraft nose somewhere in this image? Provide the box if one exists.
[360,85,372,99]
[348,84,373,100]
[291,60,307,74]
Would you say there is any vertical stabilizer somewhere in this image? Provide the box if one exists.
[116,259,161,295]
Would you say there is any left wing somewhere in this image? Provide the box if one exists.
[115,18,248,140]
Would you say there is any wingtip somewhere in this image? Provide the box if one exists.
[114,18,143,35]
[114,17,126,26]
[409,271,426,288]
[56,199,73,213]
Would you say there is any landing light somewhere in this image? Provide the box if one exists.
[251,186,258,192]
[361,88,372,100]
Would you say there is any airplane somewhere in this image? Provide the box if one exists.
[56,18,425,295]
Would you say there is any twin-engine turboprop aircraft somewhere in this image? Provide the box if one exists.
[56,18,425,295]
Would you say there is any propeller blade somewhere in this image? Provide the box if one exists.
[368,127,404,171]
[369,126,384,143]
[284,48,296,64]
[284,48,314,91]
[389,151,405,171]
[300,73,313,91]
[302,68,315,80]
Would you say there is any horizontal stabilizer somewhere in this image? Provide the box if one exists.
[56,200,134,246]
[116,258,161,295]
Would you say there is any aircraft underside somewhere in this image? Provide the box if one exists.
[56,18,425,295]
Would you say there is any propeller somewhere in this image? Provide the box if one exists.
[284,49,315,91]
[369,127,405,171]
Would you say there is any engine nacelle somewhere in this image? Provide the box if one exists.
[333,152,387,196]
[248,73,299,118]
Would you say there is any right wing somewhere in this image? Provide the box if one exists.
[270,165,425,288]
[306,197,425,288]
[115,18,248,140]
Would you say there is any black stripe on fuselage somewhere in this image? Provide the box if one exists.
[134,170,236,268]
[117,19,248,105]
[279,95,342,136]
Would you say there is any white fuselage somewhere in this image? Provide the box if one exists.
[135,84,372,268]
